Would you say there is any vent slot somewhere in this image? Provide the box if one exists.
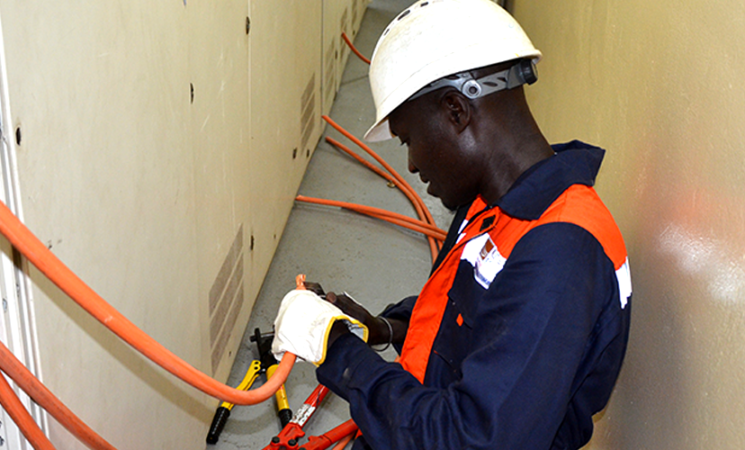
[324,38,337,105]
[209,225,244,374]
[301,73,316,151]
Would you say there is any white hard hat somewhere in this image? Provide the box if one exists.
[364,0,542,142]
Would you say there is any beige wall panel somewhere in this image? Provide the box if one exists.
[337,0,351,94]
[0,0,347,447]
[187,0,253,382]
[0,1,209,448]
[352,0,370,35]
[513,0,745,448]
[248,0,322,291]
[322,0,342,116]
[330,0,352,105]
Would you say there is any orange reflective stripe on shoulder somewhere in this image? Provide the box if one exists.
[538,185,627,270]
[483,185,626,269]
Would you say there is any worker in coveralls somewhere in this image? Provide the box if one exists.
[272,0,632,448]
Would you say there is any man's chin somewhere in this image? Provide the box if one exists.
[440,199,459,212]
[428,192,456,211]
[440,194,479,212]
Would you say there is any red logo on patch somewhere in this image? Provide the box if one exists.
[479,238,494,260]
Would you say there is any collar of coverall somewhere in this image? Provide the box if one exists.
[493,140,605,221]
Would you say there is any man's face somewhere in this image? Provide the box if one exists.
[388,96,482,211]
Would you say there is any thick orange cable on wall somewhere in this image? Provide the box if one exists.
[0,369,56,450]
[0,341,115,450]
[0,200,295,408]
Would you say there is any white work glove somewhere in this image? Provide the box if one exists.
[272,289,368,365]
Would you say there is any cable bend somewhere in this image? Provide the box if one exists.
[341,32,371,65]
[0,200,295,406]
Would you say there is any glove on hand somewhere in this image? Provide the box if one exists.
[272,289,368,365]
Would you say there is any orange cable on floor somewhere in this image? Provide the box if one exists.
[321,115,442,260]
[296,195,445,241]
[324,135,438,231]
[322,116,438,230]
[319,137,445,240]
[325,136,393,184]
[324,135,442,241]
[341,32,371,65]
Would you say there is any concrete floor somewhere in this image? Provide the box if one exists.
[209,1,452,449]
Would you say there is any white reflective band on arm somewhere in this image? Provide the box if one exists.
[616,258,632,309]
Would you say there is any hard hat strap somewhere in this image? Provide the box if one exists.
[409,59,537,102]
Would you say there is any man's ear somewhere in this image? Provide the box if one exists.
[440,91,471,134]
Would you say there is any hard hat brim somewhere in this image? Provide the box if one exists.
[364,118,393,143]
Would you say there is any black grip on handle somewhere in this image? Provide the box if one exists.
[206,406,231,445]
[277,408,293,428]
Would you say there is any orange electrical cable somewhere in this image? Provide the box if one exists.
[326,137,394,184]
[0,200,296,410]
[0,369,56,450]
[322,147,441,261]
[322,115,441,260]
[295,195,445,241]
[295,274,307,289]
[331,432,355,450]
[0,341,114,450]
[362,213,444,241]
[324,136,443,244]
[322,116,434,226]
[341,32,371,65]
[296,195,445,241]
[325,136,442,242]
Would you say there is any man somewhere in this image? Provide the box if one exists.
[273,1,632,448]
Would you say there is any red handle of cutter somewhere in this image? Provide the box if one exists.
[265,384,331,449]
[299,419,358,450]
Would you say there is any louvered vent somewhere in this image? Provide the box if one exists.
[301,73,316,151]
[209,225,244,374]
[324,37,337,108]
